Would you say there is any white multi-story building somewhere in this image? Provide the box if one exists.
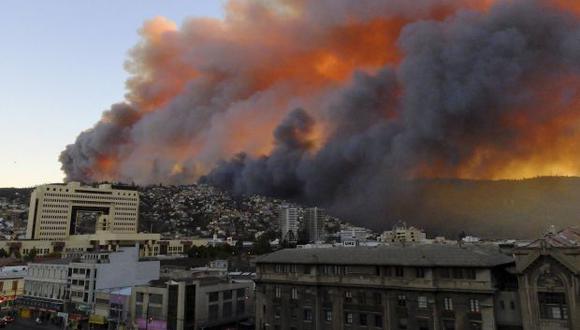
[68,246,159,310]
[278,206,298,242]
[26,182,139,240]
[21,259,70,312]
[380,222,427,243]
[304,207,325,242]
[339,226,371,243]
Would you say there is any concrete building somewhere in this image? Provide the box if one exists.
[68,246,159,313]
[91,287,133,329]
[380,222,427,244]
[130,273,254,330]
[339,226,371,244]
[304,207,325,243]
[279,206,298,242]
[255,245,521,330]
[0,265,27,303]
[515,226,580,330]
[0,234,208,258]
[20,259,70,313]
[26,182,139,240]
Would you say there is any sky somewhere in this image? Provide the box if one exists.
[0,1,224,187]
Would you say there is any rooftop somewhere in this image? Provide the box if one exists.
[257,244,514,267]
[524,226,580,248]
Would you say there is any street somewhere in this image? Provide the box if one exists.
[7,318,62,330]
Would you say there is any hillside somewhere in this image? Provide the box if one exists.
[2,177,580,239]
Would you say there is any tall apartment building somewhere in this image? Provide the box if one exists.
[304,207,325,243]
[255,245,521,330]
[26,182,139,240]
[279,206,298,242]
[130,273,254,330]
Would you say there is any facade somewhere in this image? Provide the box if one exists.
[0,265,27,303]
[255,245,521,330]
[0,234,208,258]
[21,259,70,313]
[91,287,133,329]
[68,246,159,312]
[339,226,371,243]
[279,206,298,242]
[380,222,427,244]
[130,275,254,330]
[515,227,580,330]
[26,182,139,240]
[304,207,325,243]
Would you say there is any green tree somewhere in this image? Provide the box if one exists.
[0,248,8,258]
[253,234,273,255]
[24,248,37,262]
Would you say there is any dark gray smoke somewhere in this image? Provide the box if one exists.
[203,0,580,230]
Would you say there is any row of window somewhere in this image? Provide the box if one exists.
[271,264,477,280]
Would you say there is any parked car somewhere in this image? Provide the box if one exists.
[1,316,14,323]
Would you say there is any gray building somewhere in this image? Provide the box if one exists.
[304,208,325,243]
[279,206,298,243]
[130,273,254,330]
[515,227,580,330]
[255,245,521,330]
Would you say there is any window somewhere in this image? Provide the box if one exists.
[236,299,245,315]
[345,290,352,303]
[416,268,425,278]
[344,312,353,324]
[444,297,453,311]
[452,268,463,279]
[397,295,407,307]
[208,304,219,320]
[136,292,144,303]
[274,307,281,319]
[464,268,476,279]
[358,292,367,305]
[360,313,368,326]
[149,294,163,304]
[223,302,233,317]
[303,308,312,321]
[538,292,568,320]
[223,290,233,300]
[469,299,480,313]
[237,288,246,298]
[443,320,455,330]
[383,267,392,277]
[418,296,428,309]
[395,267,404,277]
[324,310,332,322]
[510,301,516,310]
[291,288,299,300]
[374,315,383,328]
[209,292,219,302]
[500,300,505,310]
[291,308,297,319]
[373,292,382,305]
[275,286,281,298]
[440,268,450,278]
[418,319,429,330]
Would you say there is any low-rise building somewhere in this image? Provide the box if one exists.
[0,265,27,305]
[255,245,520,330]
[380,222,427,244]
[130,274,254,330]
[20,259,70,315]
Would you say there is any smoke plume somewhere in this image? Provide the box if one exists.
[62,0,580,230]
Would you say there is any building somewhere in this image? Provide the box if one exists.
[0,234,208,258]
[68,246,159,314]
[339,226,371,244]
[91,287,133,329]
[130,273,254,330]
[279,206,298,242]
[0,265,27,304]
[304,207,325,243]
[26,182,139,240]
[380,222,427,244]
[20,259,70,315]
[515,226,580,330]
[255,245,521,330]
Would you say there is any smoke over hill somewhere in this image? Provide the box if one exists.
[61,0,580,231]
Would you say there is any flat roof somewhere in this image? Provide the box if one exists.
[257,244,514,268]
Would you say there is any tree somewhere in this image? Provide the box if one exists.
[253,235,273,255]
[0,248,8,258]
